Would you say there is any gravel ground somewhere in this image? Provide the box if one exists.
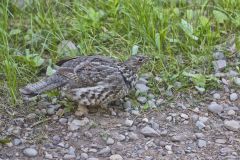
[0,51,240,160]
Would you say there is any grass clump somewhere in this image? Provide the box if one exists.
[1,0,240,104]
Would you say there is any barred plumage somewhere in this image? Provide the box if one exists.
[20,55,148,111]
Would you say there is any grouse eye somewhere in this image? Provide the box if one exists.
[138,58,143,62]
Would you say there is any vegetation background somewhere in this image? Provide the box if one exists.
[1,0,240,105]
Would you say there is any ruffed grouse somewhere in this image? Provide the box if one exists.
[20,55,148,114]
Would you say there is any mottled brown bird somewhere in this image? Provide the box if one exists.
[20,55,148,114]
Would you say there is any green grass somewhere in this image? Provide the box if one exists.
[1,0,240,104]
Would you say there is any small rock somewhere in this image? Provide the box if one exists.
[135,84,149,93]
[115,134,125,141]
[128,132,139,140]
[171,135,186,142]
[80,153,88,159]
[220,147,233,155]
[197,139,207,148]
[195,133,204,139]
[191,114,199,122]
[47,107,55,115]
[45,152,53,159]
[84,131,93,138]
[142,118,149,123]
[68,146,75,155]
[123,101,131,109]
[196,121,205,130]
[140,126,159,137]
[97,146,111,155]
[228,70,238,77]
[213,51,225,60]
[59,118,68,124]
[213,60,227,72]
[215,139,226,144]
[233,77,240,86]
[165,145,172,151]
[13,138,22,146]
[213,93,221,99]
[131,110,140,116]
[52,135,61,145]
[23,148,38,157]
[180,113,189,119]
[224,120,240,131]
[106,138,114,145]
[230,93,238,101]
[124,119,133,127]
[227,110,235,115]
[208,102,223,114]
[199,117,208,123]
[109,154,123,160]
[63,154,76,159]
[26,113,36,119]
[137,96,147,104]
[87,158,99,160]
[68,118,89,131]
[166,116,172,122]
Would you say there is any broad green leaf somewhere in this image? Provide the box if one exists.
[9,29,21,36]
[46,65,56,76]
[179,19,198,40]
[186,10,193,20]
[155,33,160,50]
[199,16,209,26]
[33,56,44,67]
[213,10,228,23]
[132,45,139,55]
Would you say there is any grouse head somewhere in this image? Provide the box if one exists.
[124,55,149,72]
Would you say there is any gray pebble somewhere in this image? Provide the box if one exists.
[97,146,111,155]
[45,152,53,159]
[196,121,205,130]
[68,146,75,155]
[208,102,223,114]
[68,118,89,131]
[230,93,238,101]
[59,118,68,124]
[13,138,22,146]
[213,51,225,60]
[81,153,88,159]
[180,113,189,119]
[215,139,226,144]
[23,148,38,157]
[195,133,204,139]
[137,96,147,104]
[128,132,139,140]
[63,154,76,159]
[171,135,186,142]
[47,107,55,115]
[124,119,133,127]
[123,101,131,109]
[109,154,123,160]
[224,120,240,131]
[227,110,235,115]
[140,125,159,137]
[197,139,207,148]
[233,77,240,86]
[213,93,221,99]
[52,135,61,145]
[106,138,115,145]
[87,158,99,160]
[213,60,227,72]
[135,83,149,93]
